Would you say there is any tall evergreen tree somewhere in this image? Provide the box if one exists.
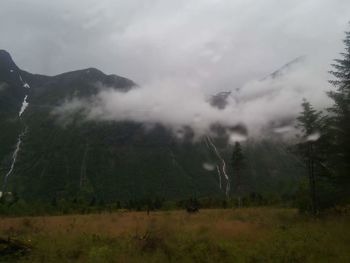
[231,142,245,208]
[296,99,324,215]
[328,25,350,197]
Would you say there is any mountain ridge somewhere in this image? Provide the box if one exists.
[0,50,304,203]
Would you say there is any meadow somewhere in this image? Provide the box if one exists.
[0,207,349,262]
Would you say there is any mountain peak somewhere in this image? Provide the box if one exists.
[0,50,19,71]
[210,91,232,110]
[267,56,306,80]
[0,49,11,57]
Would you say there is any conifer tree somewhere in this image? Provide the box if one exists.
[231,142,245,208]
[328,25,350,196]
[296,99,324,215]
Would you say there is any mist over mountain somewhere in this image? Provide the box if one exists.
[56,54,329,139]
[0,50,305,202]
[1,2,350,262]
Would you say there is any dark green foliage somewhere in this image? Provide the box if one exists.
[231,142,245,207]
[328,26,350,200]
[242,140,303,196]
[0,50,305,210]
[296,99,324,135]
[292,26,350,212]
[295,99,330,214]
[185,197,200,213]
[231,142,245,167]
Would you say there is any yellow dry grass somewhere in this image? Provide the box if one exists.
[1,207,349,262]
[0,208,267,239]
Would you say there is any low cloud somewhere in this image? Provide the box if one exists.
[55,55,332,139]
[2,0,346,139]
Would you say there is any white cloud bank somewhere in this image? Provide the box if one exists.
[55,55,333,138]
[1,0,349,137]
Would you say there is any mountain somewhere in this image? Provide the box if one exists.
[266,56,305,80]
[209,91,232,109]
[209,56,306,111]
[0,50,304,203]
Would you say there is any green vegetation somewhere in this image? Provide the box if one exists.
[1,21,350,263]
[231,142,245,208]
[295,99,328,215]
[1,208,349,262]
[327,26,350,201]
[0,194,293,217]
[290,25,350,214]
[0,56,304,204]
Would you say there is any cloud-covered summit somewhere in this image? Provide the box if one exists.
[55,55,330,138]
[2,0,349,138]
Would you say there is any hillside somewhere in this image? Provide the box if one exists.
[0,50,304,203]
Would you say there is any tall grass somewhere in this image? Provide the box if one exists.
[0,208,349,262]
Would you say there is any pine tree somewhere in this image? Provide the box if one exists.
[296,99,324,215]
[328,26,350,197]
[231,142,245,208]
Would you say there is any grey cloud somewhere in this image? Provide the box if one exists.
[2,0,350,137]
[1,0,349,84]
[56,56,334,138]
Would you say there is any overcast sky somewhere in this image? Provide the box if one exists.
[2,0,350,137]
[1,0,348,86]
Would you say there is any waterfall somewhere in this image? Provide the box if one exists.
[205,135,230,199]
[2,129,27,190]
[2,74,30,191]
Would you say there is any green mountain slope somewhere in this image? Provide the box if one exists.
[0,50,304,203]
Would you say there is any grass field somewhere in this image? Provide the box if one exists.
[0,207,349,262]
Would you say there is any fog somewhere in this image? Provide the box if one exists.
[56,56,333,137]
[1,0,350,137]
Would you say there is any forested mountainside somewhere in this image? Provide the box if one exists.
[0,50,304,203]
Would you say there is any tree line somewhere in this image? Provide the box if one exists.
[230,26,350,215]
[1,26,350,217]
